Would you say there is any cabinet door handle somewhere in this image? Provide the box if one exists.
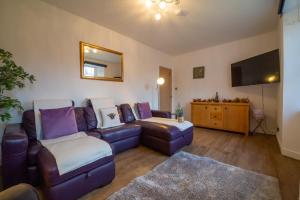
[214,107,217,110]
[205,106,207,109]
[224,107,227,110]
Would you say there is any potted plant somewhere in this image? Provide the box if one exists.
[0,48,35,122]
[175,103,184,123]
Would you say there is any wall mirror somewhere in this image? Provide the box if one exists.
[80,41,123,82]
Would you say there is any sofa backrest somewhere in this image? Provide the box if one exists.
[22,104,137,140]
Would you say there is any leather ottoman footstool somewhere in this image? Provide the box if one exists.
[136,121,193,156]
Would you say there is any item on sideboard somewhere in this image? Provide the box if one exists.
[175,103,184,123]
[214,92,219,102]
[193,97,249,103]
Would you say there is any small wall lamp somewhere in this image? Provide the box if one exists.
[157,77,165,85]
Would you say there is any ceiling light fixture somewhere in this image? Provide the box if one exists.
[144,0,181,21]
[159,1,167,9]
[155,12,162,21]
[145,0,153,8]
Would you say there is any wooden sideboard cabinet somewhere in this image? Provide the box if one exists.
[191,102,250,136]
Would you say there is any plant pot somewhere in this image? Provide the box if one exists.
[177,116,184,123]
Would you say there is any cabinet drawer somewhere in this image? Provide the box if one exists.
[209,106,222,112]
[210,112,222,121]
[210,120,223,128]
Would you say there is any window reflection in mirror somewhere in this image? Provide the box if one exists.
[80,42,123,82]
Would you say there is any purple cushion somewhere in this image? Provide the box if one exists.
[40,106,78,139]
[137,102,152,119]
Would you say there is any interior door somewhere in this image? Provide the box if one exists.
[159,66,172,112]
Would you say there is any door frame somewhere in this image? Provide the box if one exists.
[159,66,172,112]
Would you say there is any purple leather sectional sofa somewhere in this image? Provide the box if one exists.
[2,104,193,200]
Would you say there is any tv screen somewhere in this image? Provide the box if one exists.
[231,49,280,87]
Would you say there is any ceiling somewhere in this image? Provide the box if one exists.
[41,0,279,55]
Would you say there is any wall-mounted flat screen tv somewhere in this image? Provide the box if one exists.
[231,49,280,87]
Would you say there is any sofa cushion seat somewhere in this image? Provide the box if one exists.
[94,124,142,143]
[134,120,186,141]
[38,147,114,187]
[142,117,193,131]
[40,132,112,175]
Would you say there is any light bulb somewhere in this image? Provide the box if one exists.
[159,1,167,9]
[155,13,162,21]
[157,77,165,85]
[92,49,97,53]
[84,49,89,53]
[145,0,152,8]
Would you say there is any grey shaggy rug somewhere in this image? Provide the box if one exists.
[108,151,281,200]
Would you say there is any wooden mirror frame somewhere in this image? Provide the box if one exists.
[80,41,124,82]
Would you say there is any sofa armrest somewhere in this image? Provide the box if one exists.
[37,147,59,187]
[151,110,171,118]
[2,124,29,188]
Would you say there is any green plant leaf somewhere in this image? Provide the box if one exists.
[0,48,36,122]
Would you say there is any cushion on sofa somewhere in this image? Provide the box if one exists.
[135,120,189,141]
[130,103,140,120]
[40,106,78,140]
[137,102,152,119]
[22,108,89,141]
[89,98,115,128]
[100,107,124,129]
[94,124,142,143]
[74,107,88,132]
[84,106,98,130]
[120,104,136,123]
[142,117,193,131]
[34,99,73,140]
[116,105,124,123]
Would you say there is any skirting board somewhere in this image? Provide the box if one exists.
[276,134,300,160]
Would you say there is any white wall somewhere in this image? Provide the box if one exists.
[0,0,172,139]
[277,18,284,147]
[173,31,279,133]
[277,4,300,160]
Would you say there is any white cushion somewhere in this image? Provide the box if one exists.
[141,117,193,131]
[33,99,73,140]
[130,103,140,120]
[100,107,124,129]
[90,97,115,128]
[40,132,112,175]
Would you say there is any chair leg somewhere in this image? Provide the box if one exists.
[252,119,265,135]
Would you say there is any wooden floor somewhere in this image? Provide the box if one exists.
[81,128,300,200]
